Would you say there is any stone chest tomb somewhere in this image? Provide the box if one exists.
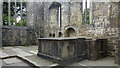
[37,37,107,65]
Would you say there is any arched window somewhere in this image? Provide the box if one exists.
[83,0,90,24]
[49,2,61,29]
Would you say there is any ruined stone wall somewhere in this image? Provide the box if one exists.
[2,26,37,46]
[26,2,35,29]
[0,1,2,47]
[116,1,120,64]
[43,2,83,37]
[87,2,120,56]
[118,2,120,64]
[1,1,120,61]
[69,2,83,36]
[73,2,120,58]
[2,2,44,46]
[26,2,44,38]
[43,2,69,37]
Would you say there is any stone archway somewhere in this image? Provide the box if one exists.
[64,28,76,37]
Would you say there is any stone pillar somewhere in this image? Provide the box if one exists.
[0,1,2,47]
[85,0,87,24]
[114,2,120,64]
[26,2,36,29]
[90,1,93,24]
[118,40,120,64]
[117,2,120,65]
[70,2,83,25]
[8,0,10,26]
[26,2,44,38]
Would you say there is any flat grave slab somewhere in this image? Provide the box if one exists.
[12,48,33,57]
[0,52,9,58]
[3,57,22,65]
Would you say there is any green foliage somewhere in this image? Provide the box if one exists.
[10,16,15,25]
[3,2,26,26]
[83,8,90,24]
[16,18,26,26]
[3,13,8,25]
[22,18,26,26]
[3,13,15,25]
[16,21,21,26]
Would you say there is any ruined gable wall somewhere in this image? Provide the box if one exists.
[74,2,120,57]
[88,2,119,56]
[43,2,83,37]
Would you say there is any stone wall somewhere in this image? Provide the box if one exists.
[26,2,44,38]
[0,1,2,47]
[2,26,37,46]
[116,1,120,64]
[118,2,120,64]
[42,2,120,58]
[86,2,120,56]
[43,2,83,37]
[2,2,44,46]
[67,2,120,58]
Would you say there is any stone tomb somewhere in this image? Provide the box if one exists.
[86,38,108,61]
[37,37,107,65]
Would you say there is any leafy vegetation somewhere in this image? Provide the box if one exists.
[83,8,90,24]
[3,2,26,26]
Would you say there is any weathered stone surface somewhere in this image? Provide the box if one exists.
[3,57,22,64]
[0,52,9,58]
[2,26,37,45]
[70,2,82,25]
[86,39,107,61]
[26,2,44,38]
[0,2,2,47]
[43,2,83,38]
[38,37,107,64]
[12,48,33,56]
[115,1,120,64]
[89,2,120,57]
[38,37,87,65]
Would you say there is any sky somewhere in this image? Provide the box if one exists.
[83,0,90,10]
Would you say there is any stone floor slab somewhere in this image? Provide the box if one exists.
[0,52,9,58]
[25,55,55,66]
[29,50,38,55]
[3,47,14,49]
[69,57,118,66]
[2,46,119,67]
[12,48,33,57]
[3,57,22,65]
[2,49,17,56]
[16,46,38,53]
